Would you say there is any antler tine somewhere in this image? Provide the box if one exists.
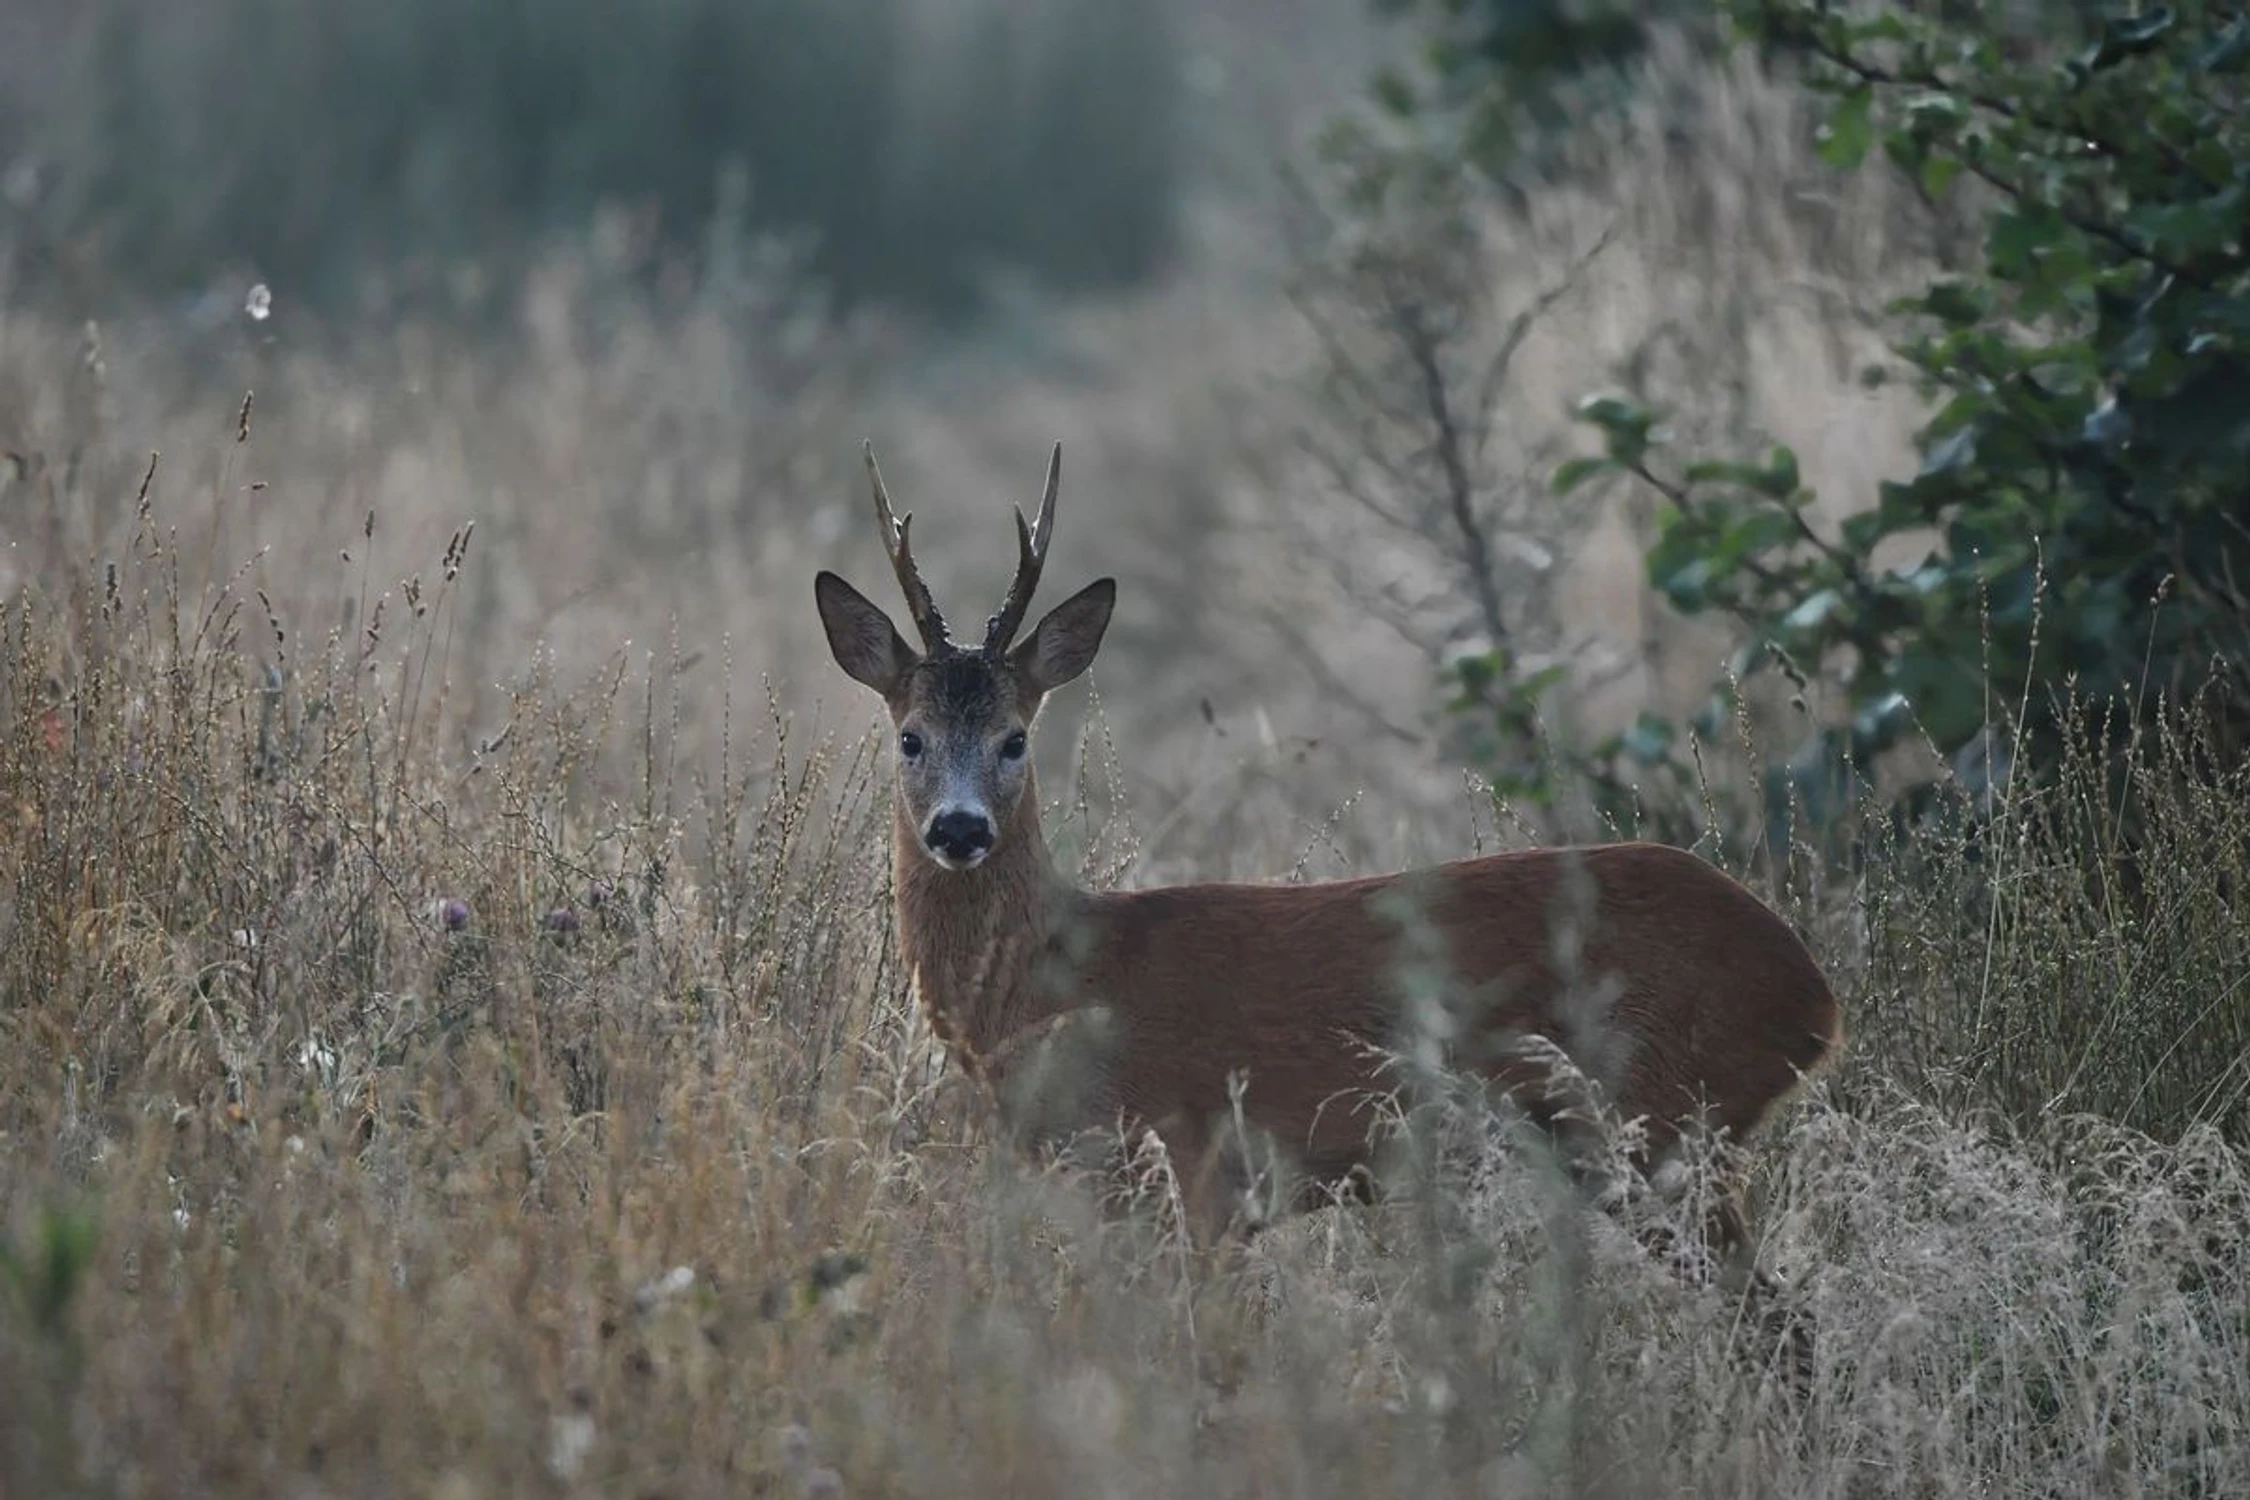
[982,442,1062,655]
[863,440,950,650]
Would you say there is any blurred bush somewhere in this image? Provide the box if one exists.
[1565,0,2250,845]
[1366,0,2112,203]
[1336,0,2248,859]
[1366,0,1713,192]
[1,0,1184,321]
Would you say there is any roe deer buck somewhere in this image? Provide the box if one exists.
[814,442,1842,1276]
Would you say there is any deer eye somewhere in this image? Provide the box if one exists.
[899,730,924,760]
[1000,730,1028,762]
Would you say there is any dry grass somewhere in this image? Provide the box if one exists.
[2,503,2247,1497]
[4,27,2249,1499]
[0,20,1940,855]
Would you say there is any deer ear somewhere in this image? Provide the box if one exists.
[816,571,919,697]
[1010,577,1115,697]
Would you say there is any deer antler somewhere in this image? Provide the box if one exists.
[982,442,1062,655]
[864,441,950,650]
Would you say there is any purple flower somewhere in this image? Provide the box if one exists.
[437,898,471,932]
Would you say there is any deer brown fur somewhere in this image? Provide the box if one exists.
[815,442,1844,1267]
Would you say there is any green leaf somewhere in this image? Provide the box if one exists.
[1551,455,1618,495]
[1715,507,1800,566]
[2081,398,2130,452]
[1850,692,1916,755]
[1886,654,1981,752]
[1845,13,1911,46]
[1841,510,1888,553]
[2072,6,2176,78]
[1574,394,1656,466]
[1781,589,1844,636]
[1680,447,1803,503]
[1920,153,1963,201]
[1818,85,1875,170]
[2125,188,2246,256]
[1371,68,1418,119]
[2112,7,2178,48]
[1988,205,2068,277]
[1917,280,1989,326]
[1896,557,1953,596]
[1903,91,1971,140]
[1651,553,1714,613]
[1682,459,1768,488]
[1918,425,1978,481]
[1749,445,1801,500]
[2124,356,2250,458]
[1448,648,1504,696]
[1516,663,1569,701]
[1574,394,1652,434]
[2194,17,2250,73]
[2186,137,2237,185]
[1618,712,1675,764]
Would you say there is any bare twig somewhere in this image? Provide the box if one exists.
[1471,220,1623,464]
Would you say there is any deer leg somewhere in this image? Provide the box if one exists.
[1643,1140,1818,1396]
[1512,1066,1815,1387]
[1482,1047,1635,1216]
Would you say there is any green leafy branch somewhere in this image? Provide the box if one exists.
[1553,0,2250,843]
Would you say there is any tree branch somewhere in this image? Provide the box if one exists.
[1393,295,1511,652]
[1472,219,1623,461]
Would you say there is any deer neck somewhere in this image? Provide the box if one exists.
[892,770,1077,1076]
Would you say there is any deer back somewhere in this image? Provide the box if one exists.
[1019,840,1840,1189]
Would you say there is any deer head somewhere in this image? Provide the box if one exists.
[814,442,1115,870]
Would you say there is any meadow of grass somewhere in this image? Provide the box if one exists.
[5,22,2250,1498]
[3,453,2247,1497]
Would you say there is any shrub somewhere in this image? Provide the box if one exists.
[1562,0,2250,829]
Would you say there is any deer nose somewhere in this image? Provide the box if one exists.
[925,809,994,864]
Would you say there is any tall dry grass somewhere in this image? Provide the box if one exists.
[0,27,1943,868]
[4,23,2248,1498]
[3,478,2247,1497]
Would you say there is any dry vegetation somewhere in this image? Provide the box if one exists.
[4,24,2249,1500]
